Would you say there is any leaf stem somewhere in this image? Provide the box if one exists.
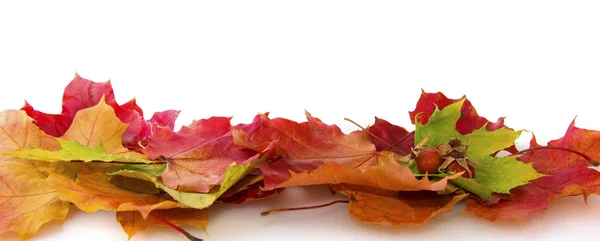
[516,146,599,167]
[148,213,203,241]
[413,173,450,178]
[261,200,350,216]
[384,131,415,153]
[344,118,410,155]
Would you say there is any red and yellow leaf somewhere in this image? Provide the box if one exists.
[41,99,177,216]
[409,91,510,135]
[22,73,179,149]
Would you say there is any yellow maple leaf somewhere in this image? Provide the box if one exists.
[46,98,177,216]
[0,110,77,240]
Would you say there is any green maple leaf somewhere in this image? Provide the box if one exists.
[414,99,544,194]
[6,139,152,164]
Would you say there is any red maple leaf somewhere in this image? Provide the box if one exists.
[234,111,378,191]
[409,90,508,134]
[366,117,414,155]
[408,90,517,153]
[143,114,263,193]
[465,120,600,221]
[21,74,179,149]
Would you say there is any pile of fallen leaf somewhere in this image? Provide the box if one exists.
[2,74,600,241]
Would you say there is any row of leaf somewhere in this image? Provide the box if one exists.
[1,74,599,240]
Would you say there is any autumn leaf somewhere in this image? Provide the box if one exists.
[221,175,264,196]
[331,184,467,227]
[142,114,262,193]
[409,90,510,134]
[449,177,494,199]
[465,121,600,221]
[0,110,77,240]
[21,73,179,149]
[117,208,208,239]
[276,151,461,191]
[414,100,543,194]
[111,163,251,209]
[6,139,151,164]
[409,91,519,154]
[47,163,179,216]
[235,111,378,190]
[59,96,146,158]
[366,117,414,155]
[111,143,275,210]
[110,172,162,195]
[28,98,179,217]
[219,180,283,204]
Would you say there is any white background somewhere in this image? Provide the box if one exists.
[1,1,600,241]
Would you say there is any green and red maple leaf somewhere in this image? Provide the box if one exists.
[1,74,599,240]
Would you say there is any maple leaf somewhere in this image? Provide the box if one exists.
[366,117,414,155]
[117,208,208,239]
[0,110,78,240]
[21,74,179,149]
[276,151,461,191]
[26,99,178,216]
[331,184,467,227]
[409,90,509,134]
[409,91,519,154]
[55,97,149,159]
[415,100,543,194]
[47,163,179,216]
[6,139,151,164]
[219,174,265,198]
[234,111,378,190]
[111,143,275,209]
[465,120,600,221]
[142,114,263,193]
[111,163,250,209]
